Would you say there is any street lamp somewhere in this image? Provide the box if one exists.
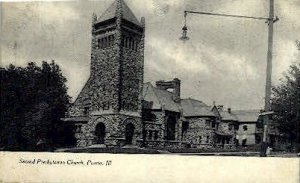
[180,12,189,41]
[181,0,279,157]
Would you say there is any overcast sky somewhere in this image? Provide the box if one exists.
[1,0,300,110]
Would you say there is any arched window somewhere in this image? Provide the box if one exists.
[125,123,135,145]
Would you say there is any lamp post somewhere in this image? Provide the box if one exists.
[181,0,278,156]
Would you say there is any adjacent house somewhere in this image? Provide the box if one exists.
[232,110,261,145]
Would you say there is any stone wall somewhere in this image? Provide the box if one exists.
[120,29,144,112]
[75,114,142,147]
[183,117,215,148]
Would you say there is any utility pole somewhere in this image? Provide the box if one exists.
[296,40,300,153]
[180,0,278,157]
[260,0,276,157]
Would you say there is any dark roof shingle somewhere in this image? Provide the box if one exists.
[181,99,215,117]
[97,0,142,26]
[232,110,261,123]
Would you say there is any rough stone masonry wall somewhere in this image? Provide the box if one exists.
[218,121,236,145]
[144,111,165,142]
[76,114,142,147]
[184,117,215,148]
[120,30,143,112]
[68,79,92,117]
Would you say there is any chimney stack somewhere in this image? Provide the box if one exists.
[228,108,231,114]
[217,105,224,111]
[172,78,181,103]
[155,78,181,103]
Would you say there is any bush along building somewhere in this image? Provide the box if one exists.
[62,0,263,150]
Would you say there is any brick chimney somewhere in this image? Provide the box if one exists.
[156,78,181,103]
[172,78,181,102]
[217,105,224,111]
[228,108,231,114]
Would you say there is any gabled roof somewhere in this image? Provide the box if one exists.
[232,110,261,123]
[181,98,215,117]
[143,82,180,112]
[97,0,142,26]
[220,111,238,121]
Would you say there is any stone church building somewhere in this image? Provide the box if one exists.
[63,0,248,149]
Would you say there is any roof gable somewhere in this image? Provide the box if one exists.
[143,83,180,112]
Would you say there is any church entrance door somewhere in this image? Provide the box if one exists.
[125,123,135,145]
[95,123,106,144]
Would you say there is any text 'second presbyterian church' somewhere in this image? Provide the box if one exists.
[63,0,267,149]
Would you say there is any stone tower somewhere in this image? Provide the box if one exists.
[66,0,145,147]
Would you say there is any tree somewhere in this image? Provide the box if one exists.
[272,63,300,152]
[0,61,71,151]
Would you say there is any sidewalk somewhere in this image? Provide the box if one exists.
[175,151,300,157]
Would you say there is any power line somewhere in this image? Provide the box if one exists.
[185,10,270,21]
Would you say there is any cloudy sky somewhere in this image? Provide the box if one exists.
[1,0,300,110]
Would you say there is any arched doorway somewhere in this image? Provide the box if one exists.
[95,123,106,144]
[167,116,176,140]
[125,123,135,145]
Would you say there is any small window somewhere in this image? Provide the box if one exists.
[132,40,135,50]
[76,125,82,133]
[109,36,112,46]
[212,122,216,128]
[148,130,153,140]
[126,37,130,48]
[206,136,209,143]
[235,125,239,131]
[100,38,104,48]
[129,38,132,49]
[104,37,108,47]
[199,136,202,143]
[97,39,101,48]
[243,125,248,131]
[83,107,89,116]
[154,131,158,140]
[135,41,138,51]
[205,121,210,127]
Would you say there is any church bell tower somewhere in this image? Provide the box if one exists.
[90,0,145,114]
[66,0,145,147]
